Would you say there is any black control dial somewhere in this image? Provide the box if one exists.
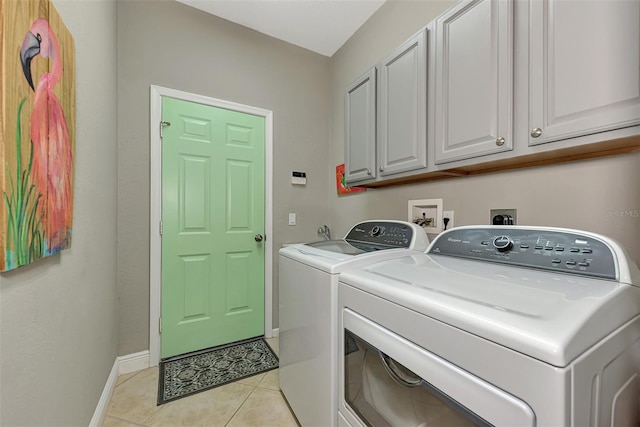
[493,235,513,252]
[371,226,383,237]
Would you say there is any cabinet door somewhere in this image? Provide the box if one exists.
[434,0,513,164]
[528,0,640,146]
[378,30,427,176]
[345,67,376,183]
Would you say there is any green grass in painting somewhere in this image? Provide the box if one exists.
[3,97,44,270]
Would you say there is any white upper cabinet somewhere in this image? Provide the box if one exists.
[343,0,640,187]
[345,67,377,183]
[528,0,640,146]
[378,29,428,176]
[434,0,514,164]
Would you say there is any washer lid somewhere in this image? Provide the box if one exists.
[304,240,367,255]
[279,242,417,274]
[340,253,640,367]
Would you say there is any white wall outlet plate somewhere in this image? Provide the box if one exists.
[408,198,443,234]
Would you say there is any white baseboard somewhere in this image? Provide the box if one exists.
[91,350,151,425]
[89,359,119,427]
[271,328,279,337]
[118,350,150,375]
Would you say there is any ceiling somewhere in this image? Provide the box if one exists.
[176,0,387,57]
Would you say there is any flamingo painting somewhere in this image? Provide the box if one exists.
[19,18,73,255]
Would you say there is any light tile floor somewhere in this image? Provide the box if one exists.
[103,337,299,427]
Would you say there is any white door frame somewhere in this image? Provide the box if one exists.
[149,85,274,366]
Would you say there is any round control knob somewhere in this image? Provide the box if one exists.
[371,226,382,237]
[493,235,513,252]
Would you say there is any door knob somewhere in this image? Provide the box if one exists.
[254,234,264,242]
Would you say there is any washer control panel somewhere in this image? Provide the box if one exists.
[345,221,413,249]
[428,227,617,280]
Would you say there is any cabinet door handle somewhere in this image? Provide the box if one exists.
[379,166,384,172]
[496,137,505,146]
[531,128,542,138]
[367,169,372,175]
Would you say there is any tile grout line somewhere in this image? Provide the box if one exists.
[103,413,148,427]
[141,398,171,426]
[114,370,143,389]
[224,383,260,426]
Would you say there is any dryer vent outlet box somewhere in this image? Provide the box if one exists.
[491,209,517,225]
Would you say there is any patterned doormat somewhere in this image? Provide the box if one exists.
[158,337,279,405]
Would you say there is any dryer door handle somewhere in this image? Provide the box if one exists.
[379,351,422,388]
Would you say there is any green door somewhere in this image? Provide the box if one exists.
[161,97,265,359]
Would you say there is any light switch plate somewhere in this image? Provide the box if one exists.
[288,213,296,226]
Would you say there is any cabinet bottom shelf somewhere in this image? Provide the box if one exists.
[357,134,640,188]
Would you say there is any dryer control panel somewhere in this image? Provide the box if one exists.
[428,227,617,280]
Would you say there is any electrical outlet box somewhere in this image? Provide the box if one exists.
[490,209,517,225]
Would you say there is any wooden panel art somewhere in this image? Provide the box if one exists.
[0,0,75,271]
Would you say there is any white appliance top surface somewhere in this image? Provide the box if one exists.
[279,220,429,273]
[340,253,640,367]
[280,243,418,274]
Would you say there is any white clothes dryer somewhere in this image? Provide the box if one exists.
[279,220,430,427]
[338,226,640,426]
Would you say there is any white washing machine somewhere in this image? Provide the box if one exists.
[279,220,430,427]
[338,226,640,426]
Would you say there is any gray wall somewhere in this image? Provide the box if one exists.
[329,0,640,265]
[117,0,332,355]
[0,0,119,425]
[117,0,640,358]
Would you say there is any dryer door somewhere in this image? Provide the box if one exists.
[340,309,536,427]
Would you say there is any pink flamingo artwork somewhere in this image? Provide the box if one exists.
[20,18,73,254]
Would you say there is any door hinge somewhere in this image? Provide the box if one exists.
[159,317,162,334]
[160,121,171,139]
[159,220,163,236]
